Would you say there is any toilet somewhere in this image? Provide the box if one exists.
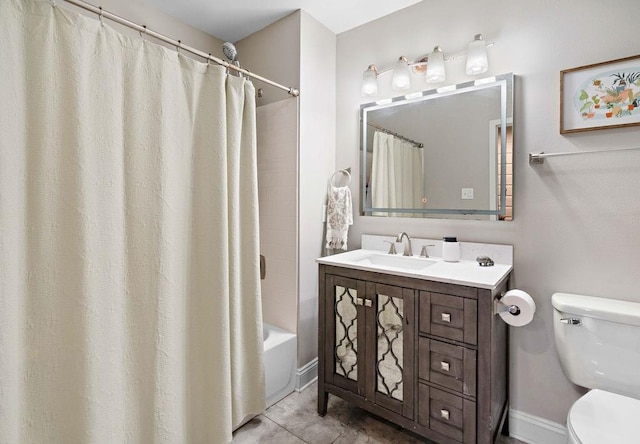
[552,292,640,444]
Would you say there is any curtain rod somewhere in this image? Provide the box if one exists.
[57,0,300,97]
[368,123,423,148]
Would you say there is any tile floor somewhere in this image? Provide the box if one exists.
[232,382,527,444]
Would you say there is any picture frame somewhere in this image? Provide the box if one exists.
[560,54,640,134]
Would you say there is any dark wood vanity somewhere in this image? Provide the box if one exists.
[318,264,510,444]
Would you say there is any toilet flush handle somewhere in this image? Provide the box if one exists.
[560,318,582,326]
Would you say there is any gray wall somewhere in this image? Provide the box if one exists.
[336,0,640,425]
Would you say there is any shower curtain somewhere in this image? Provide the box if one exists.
[0,1,264,443]
[371,131,424,217]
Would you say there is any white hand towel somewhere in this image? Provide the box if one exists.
[325,186,353,250]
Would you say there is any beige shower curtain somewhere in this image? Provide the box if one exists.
[0,1,264,443]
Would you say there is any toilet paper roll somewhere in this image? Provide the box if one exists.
[498,289,536,327]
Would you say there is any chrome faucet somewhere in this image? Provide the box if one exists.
[396,232,413,256]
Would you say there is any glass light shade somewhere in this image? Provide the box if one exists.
[466,34,489,75]
[426,47,445,84]
[392,57,411,90]
[361,65,378,96]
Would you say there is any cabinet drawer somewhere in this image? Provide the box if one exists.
[419,292,477,345]
[418,338,476,397]
[418,384,476,443]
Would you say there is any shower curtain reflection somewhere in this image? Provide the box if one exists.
[0,1,263,443]
[370,131,424,217]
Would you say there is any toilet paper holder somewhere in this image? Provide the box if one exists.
[493,293,521,316]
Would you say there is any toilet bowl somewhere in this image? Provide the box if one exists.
[565,389,640,444]
[552,293,640,444]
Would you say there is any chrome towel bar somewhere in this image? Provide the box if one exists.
[529,146,640,164]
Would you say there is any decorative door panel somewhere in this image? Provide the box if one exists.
[325,275,366,394]
[366,283,415,419]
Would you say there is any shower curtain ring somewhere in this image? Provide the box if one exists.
[98,7,104,23]
[207,54,212,66]
[140,25,147,41]
[50,0,56,7]
[176,40,182,54]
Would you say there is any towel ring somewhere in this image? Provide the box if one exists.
[330,169,351,187]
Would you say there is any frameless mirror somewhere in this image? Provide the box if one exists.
[361,73,514,220]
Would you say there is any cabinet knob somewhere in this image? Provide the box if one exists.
[441,312,451,323]
[440,361,450,372]
[440,409,450,421]
[364,299,372,307]
[356,297,364,306]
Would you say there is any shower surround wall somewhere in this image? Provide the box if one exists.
[257,99,299,335]
[238,11,336,386]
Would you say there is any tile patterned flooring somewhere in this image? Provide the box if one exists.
[232,382,527,444]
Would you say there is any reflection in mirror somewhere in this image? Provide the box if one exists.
[361,73,514,220]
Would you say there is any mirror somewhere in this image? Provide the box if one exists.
[361,73,514,220]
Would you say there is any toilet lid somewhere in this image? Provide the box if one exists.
[568,389,640,444]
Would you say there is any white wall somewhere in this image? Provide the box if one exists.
[297,11,337,368]
[336,0,640,426]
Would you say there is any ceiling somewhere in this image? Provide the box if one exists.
[145,0,423,43]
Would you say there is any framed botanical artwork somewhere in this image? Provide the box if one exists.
[560,54,640,134]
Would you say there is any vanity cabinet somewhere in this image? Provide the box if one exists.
[318,265,509,444]
[320,274,415,419]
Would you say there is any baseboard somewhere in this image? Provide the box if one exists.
[296,358,318,392]
[508,409,566,444]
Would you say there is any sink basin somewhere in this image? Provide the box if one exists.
[353,254,436,271]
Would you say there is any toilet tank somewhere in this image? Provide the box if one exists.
[552,292,640,399]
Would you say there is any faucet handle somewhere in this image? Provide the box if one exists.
[420,244,435,258]
[383,241,397,255]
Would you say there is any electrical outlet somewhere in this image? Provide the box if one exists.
[461,188,474,200]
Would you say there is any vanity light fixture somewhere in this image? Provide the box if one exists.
[360,33,493,97]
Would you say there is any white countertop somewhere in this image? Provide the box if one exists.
[317,249,512,290]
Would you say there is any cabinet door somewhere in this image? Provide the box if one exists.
[366,283,415,419]
[325,275,367,395]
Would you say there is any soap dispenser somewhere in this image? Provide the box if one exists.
[442,236,460,262]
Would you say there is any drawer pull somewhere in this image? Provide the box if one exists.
[441,312,451,323]
[440,409,450,421]
[440,361,450,372]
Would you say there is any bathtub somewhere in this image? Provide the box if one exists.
[263,323,297,408]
